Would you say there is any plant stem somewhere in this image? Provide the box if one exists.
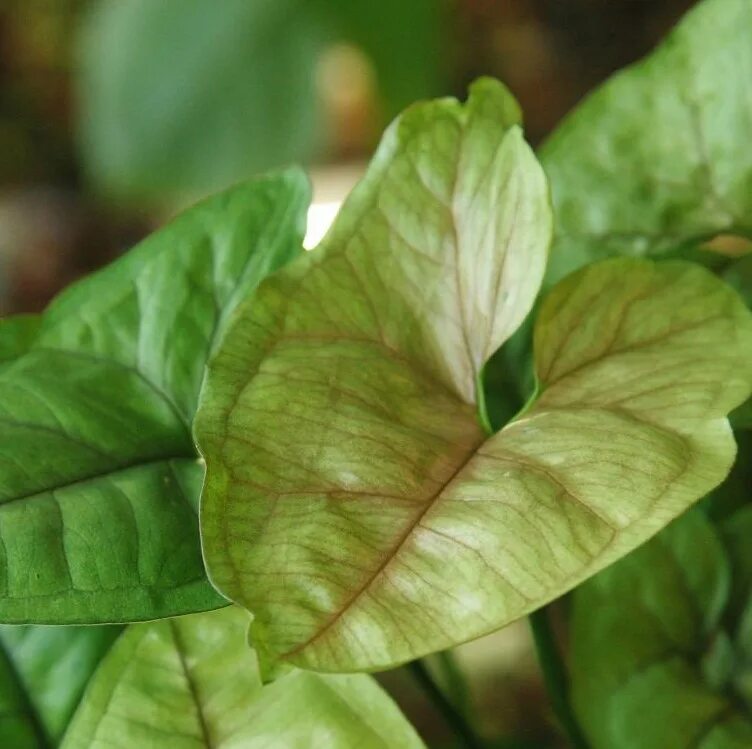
[408,659,485,749]
[435,649,473,722]
[528,607,589,749]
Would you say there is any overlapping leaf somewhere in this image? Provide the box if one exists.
[0,625,121,747]
[541,0,752,284]
[196,78,752,673]
[571,509,752,748]
[0,170,309,623]
[61,607,425,749]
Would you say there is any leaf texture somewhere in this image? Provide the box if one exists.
[571,509,752,748]
[197,78,752,672]
[541,0,752,284]
[0,625,121,747]
[61,608,425,749]
[0,170,309,623]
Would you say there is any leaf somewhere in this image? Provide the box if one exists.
[571,510,752,748]
[0,170,309,624]
[61,608,425,749]
[196,78,752,673]
[721,255,752,429]
[540,0,752,285]
[0,625,121,747]
[0,316,39,364]
[78,0,446,201]
[78,0,326,201]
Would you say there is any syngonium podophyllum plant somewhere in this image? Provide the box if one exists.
[1,0,752,747]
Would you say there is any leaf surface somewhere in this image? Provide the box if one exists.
[0,170,309,623]
[541,0,752,284]
[61,608,424,749]
[0,625,121,747]
[0,316,39,365]
[77,0,446,201]
[571,510,752,748]
[197,79,752,672]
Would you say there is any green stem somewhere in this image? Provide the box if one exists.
[435,649,473,722]
[528,607,589,749]
[408,659,485,749]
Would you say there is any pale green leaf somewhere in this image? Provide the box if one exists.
[61,608,425,749]
[0,625,121,746]
[571,510,752,748]
[197,79,752,672]
[541,0,752,284]
[0,170,309,623]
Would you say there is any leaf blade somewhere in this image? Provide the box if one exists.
[541,0,752,284]
[0,171,309,623]
[60,608,425,749]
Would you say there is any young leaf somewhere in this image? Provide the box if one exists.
[571,510,752,748]
[196,78,752,672]
[0,170,309,624]
[61,608,425,749]
[541,0,752,284]
[0,625,121,747]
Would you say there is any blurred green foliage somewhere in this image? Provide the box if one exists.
[76,0,447,201]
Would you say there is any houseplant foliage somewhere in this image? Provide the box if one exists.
[0,0,751,745]
[570,509,752,748]
[196,78,751,675]
[77,0,445,200]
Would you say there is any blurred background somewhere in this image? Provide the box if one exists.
[0,1,697,746]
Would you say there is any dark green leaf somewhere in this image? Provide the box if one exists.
[0,316,40,365]
[0,625,121,746]
[571,510,752,748]
[0,170,309,623]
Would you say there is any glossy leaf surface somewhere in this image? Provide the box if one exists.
[571,510,752,748]
[197,78,752,672]
[0,625,121,747]
[0,171,309,623]
[61,608,425,749]
[541,0,752,284]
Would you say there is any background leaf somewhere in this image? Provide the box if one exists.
[571,509,752,748]
[77,0,446,201]
[61,608,425,749]
[0,625,121,747]
[0,170,309,624]
[540,0,752,284]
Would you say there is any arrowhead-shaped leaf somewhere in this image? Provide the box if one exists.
[0,625,121,747]
[0,170,309,623]
[197,79,752,672]
[541,0,752,284]
[571,509,752,748]
[61,608,425,749]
